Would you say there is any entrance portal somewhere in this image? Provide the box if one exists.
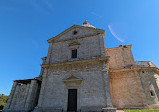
[67,89,77,112]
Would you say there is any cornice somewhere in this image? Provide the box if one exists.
[109,67,159,74]
[14,78,41,84]
[105,45,132,51]
[47,25,105,43]
[41,56,110,68]
[48,33,103,43]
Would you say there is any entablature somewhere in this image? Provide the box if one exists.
[41,55,109,68]
[109,67,159,74]
[14,78,41,84]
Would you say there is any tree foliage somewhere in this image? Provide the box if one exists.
[0,94,8,110]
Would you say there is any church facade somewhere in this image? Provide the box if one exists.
[4,21,159,112]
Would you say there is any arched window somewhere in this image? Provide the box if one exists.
[150,90,155,97]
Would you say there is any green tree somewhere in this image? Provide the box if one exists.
[0,94,8,110]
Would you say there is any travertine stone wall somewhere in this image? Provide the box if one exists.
[102,64,113,108]
[5,81,18,109]
[138,70,159,108]
[154,73,159,89]
[53,27,99,41]
[46,35,103,64]
[25,80,39,110]
[109,71,145,109]
[45,27,105,64]
[106,45,135,69]
[5,80,40,112]
[10,84,28,109]
[38,61,107,111]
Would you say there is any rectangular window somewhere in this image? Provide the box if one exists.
[72,49,77,58]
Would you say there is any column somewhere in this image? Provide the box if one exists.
[25,80,37,110]
[23,83,30,108]
[10,84,20,109]
[102,61,113,108]
[5,81,18,109]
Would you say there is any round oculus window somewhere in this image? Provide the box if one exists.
[73,30,78,35]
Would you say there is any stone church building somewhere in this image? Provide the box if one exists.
[4,21,159,112]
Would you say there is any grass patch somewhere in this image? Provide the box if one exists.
[124,110,159,112]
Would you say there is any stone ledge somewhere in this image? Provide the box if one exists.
[102,107,117,112]
[109,67,159,74]
[33,107,63,112]
[41,55,109,68]
[3,108,31,112]
[80,107,116,112]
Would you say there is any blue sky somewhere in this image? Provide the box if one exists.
[0,0,159,95]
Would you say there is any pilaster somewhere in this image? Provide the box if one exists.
[36,68,48,108]
[25,80,37,110]
[100,61,117,112]
[24,84,30,108]
[98,34,106,56]
[101,61,116,112]
[102,61,113,107]
[46,43,53,64]
[10,84,20,109]
[4,81,18,109]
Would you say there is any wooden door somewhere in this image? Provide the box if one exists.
[67,89,77,112]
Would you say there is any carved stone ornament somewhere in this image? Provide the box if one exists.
[68,41,80,49]
[63,74,83,87]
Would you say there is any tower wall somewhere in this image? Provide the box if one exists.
[106,45,135,70]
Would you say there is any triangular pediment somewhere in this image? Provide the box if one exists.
[63,74,83,82]
[47,25,105,43]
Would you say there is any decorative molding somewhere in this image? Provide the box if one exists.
[68,41,80,49]
[47,25,104,43]
[109,67,159,74]
[41,56,109,68]
[49,33,104,43]
[63,74,83,87]
[69,41,80,46]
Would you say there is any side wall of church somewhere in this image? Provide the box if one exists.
[107,45,159,109]
[154,72,159,90]
[107,45,146,109]
[109,71,145,109]
[39,62,106,111]
[138,70,159,108]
